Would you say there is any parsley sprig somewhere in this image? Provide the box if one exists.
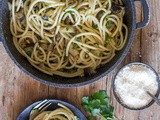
[82,90,115,120]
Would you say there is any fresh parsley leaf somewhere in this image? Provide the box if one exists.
[26,50,32,57]
[111,0,116,2]
[66,10,74,14]
[92,24,98,29]
[72,43,78,49]
[105,23,113,28]
[92,90,107,100]
[83,104,91,112]
[106,15,109,21]
[105,36,113,42]
[87,6,91,9]
[82,96,89,104]
[92,109,100,116]
[32,108,39,113]
[82,90,115,120]
[66,26,69,31]
[22,0,26,3]
[79,25,83,29]
[25,47,33,57]
[90,99,101,108]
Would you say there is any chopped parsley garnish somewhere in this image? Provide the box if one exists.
[106,15,109,21]
[72,43,78,49]
[34,6,39,11]
[22,0,26,3]
[106,23,113,28]
[32,108,39,113]
[82,90,115,120]
[66,10,75,14]
[92,24,98,29]
[25,47,33,57]
[66,26,69,31]
[93,52,98,56]
[79,25,83,29]
[87,6,91,9]
[26,50,32,57]
[105,36,113,42]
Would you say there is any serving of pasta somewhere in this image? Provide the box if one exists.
[10,0,128,77]
[34,103,78,120]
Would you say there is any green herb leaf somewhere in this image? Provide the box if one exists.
[82,97,89,104]
[79,25,83,29]
[105,36,113,42]
[92,24,98,29]
[82,90,115,120]
[87,6,91,9]
[32,108,39,113]
[72,43,78,49]
[92,109,100,116]
[25,47,33,57]
[26,50,32,57]
[111,0,116,2]
[66,26,69,31]
[105,23,113,28]
[66,10,74,14]
[22,0,26,3]
[106,15,109,21]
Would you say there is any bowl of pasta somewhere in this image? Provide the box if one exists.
[16,99,87,120]
[0,0,150,87]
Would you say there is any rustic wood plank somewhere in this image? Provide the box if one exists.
[0,44,49,120]
[139,0,160,120]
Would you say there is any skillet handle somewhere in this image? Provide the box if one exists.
[134,0,150,29]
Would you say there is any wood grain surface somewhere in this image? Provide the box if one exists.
[0,0,160,120]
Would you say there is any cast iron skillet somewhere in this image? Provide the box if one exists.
[0,0,150,87]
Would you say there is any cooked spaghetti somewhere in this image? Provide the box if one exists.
[10,0,128,77]
[34,103,77,120]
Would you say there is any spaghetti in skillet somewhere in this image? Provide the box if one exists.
[10,0,128,77]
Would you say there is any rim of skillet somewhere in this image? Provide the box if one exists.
[0,0,136,88]
[112,62,160,110]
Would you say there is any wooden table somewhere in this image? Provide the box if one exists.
[0,0,160,120]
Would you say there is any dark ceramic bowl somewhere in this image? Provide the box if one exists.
[112,62,160,110]
[0,0,150,87]
[16,99,87,120]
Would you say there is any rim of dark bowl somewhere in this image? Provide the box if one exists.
[112,62,160,110]
[16,99,87,120]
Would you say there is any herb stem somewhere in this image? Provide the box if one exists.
[98,113,107,120]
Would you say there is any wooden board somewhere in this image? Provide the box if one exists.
[0,0,160,120]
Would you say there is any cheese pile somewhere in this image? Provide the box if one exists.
[115,64,158,108]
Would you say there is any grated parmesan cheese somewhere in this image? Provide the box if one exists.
[114,63,158,108]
